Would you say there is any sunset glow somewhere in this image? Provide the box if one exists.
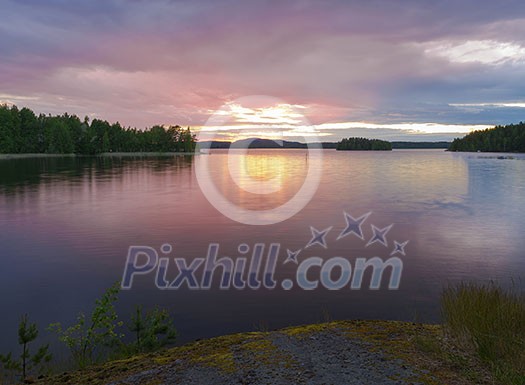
[1,1,525,141]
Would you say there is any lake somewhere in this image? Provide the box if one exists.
[1,149,524,354]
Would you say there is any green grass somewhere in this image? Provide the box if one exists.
[441,281,525,384]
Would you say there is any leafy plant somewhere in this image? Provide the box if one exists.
[49,282,123,368]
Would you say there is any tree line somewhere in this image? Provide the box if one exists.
[391,141,450,149]
[336,137,392,151]
[0,104,196,154]
[448,122,525,152]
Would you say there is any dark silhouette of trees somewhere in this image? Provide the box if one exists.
[449,122,525,152]
[0,104,197,154]
[336,137,392,151]
[391,141,450,149]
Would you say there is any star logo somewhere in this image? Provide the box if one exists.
[366,224,393,247]
[337,211,371,240]
[391,240,409,256]
[305,226,332,249]
[284,249,301,264]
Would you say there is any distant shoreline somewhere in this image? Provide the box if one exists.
[201,139,451,150]
[5,149,525,161]
[0,152,199,160]
[0,149,450,160]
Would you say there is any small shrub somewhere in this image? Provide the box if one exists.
[0,314,52,383]
[126,305,177,354]
[49,282,123,368]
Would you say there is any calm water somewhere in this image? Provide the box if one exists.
[1,149,525,353]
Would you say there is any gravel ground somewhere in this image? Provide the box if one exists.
[41,320,490,385]
[105,329,429,385]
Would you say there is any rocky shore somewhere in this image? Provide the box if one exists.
[37,320,491,385]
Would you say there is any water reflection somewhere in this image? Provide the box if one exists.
[0,155,194,193]
[0,150,524,354]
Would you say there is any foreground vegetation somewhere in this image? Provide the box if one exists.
[0,283,177,384]
[442,281,525,384]
[2,280,523,384]
[0,104,196,155]
[448,122,525,152]
[336,137,392,151]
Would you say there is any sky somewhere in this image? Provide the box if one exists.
[1,0,525,141]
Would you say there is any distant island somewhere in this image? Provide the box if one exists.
[336,137,392,151]
[449,122,525,152]
[202,138,325,149]
[0,104,196,155]
[391,141,450,149]
[202,139,450,150]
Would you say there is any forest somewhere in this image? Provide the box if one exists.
[391,141,450,149]
[336,137,392,151]
[448,122,525,152]
[0,104,196,154]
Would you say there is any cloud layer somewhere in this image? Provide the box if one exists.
[1,0,525,140]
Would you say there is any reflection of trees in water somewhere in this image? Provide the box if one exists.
[0,156,194,194]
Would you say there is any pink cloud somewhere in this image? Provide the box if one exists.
[1,0,524,138]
